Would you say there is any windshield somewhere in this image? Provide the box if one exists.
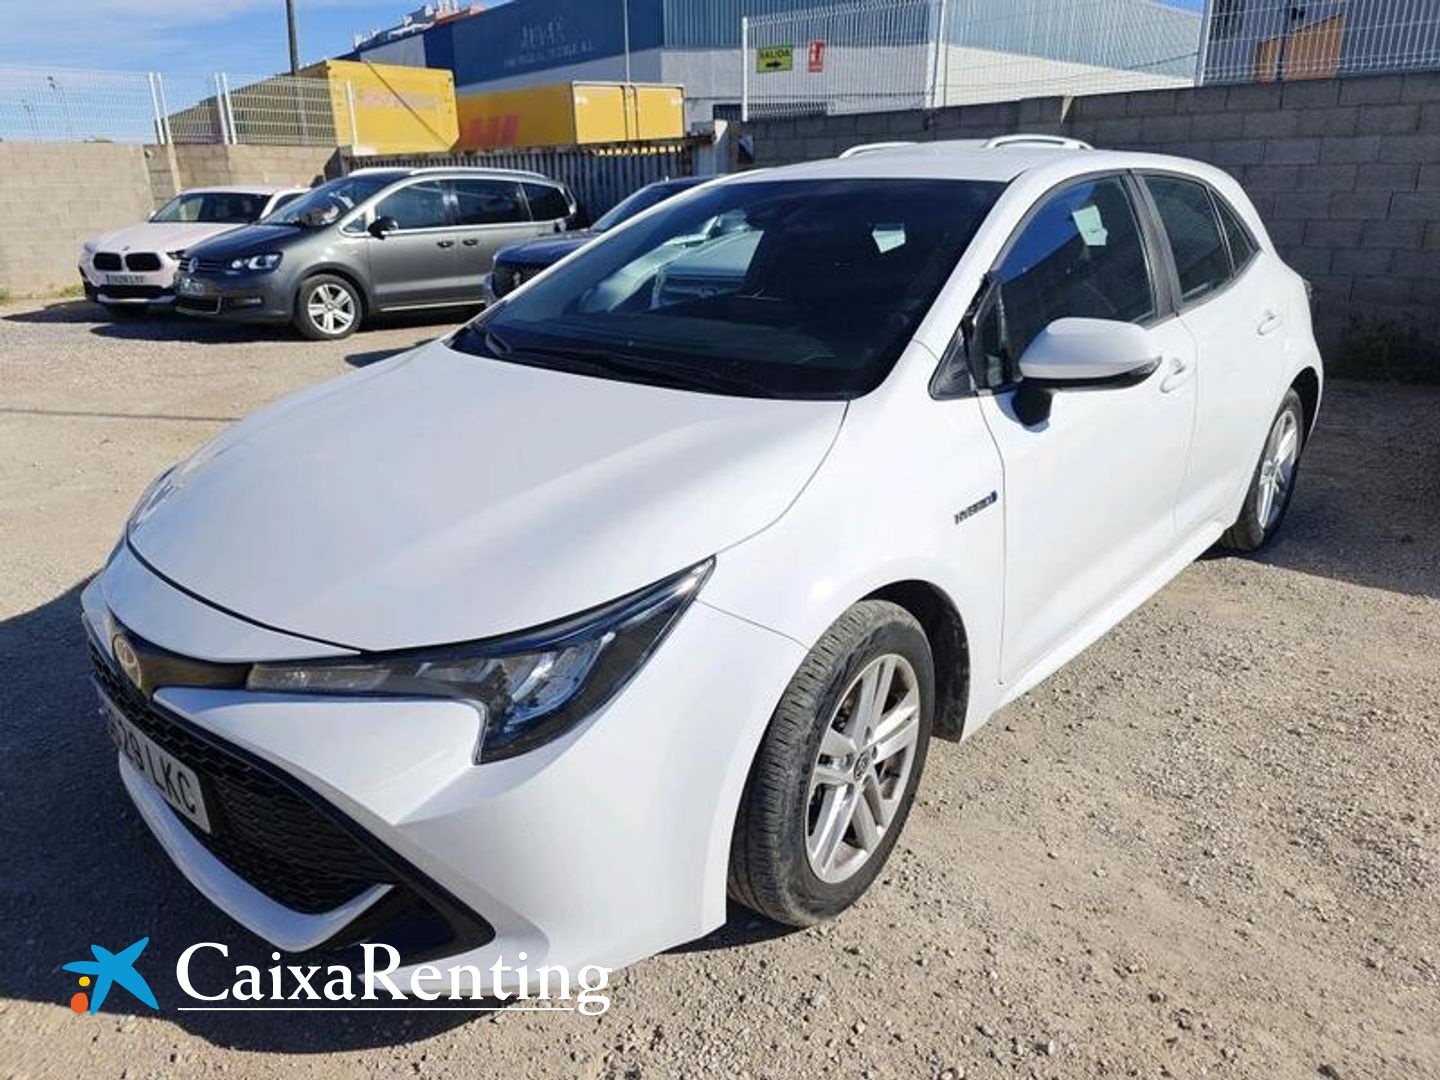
[591,180,697,233]
[452,178,1002,400]
[152,191,269,224]
[267,175,396,228]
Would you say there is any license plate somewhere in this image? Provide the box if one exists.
[105,273,146,286]
[176,276,208,296]
[101,692,212,833]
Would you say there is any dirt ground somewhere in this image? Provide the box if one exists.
[1,300,1436,1080]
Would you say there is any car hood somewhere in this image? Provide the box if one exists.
[496,232,596,266]
[184,223,305,261]
[88,221,239,255]
[127,339,845,652]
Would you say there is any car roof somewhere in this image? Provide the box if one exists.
[724,137,1231,188]
[346,165,556,184]
[179,184,306,196]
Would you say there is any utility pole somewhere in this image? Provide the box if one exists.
[621,0,632,83]
[286,0,301,75]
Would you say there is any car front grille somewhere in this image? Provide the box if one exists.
[90,642,395,914]
[98,284,168,300]
[184,257,229,275]
[93,252,122,271]
[125,252,162,272]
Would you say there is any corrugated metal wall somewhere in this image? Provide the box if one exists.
[351,139,704,221]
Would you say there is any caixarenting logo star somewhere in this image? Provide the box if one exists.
[64,937,158,1014]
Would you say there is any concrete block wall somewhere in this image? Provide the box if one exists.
[0,142,156,297]
[741,72,1440,362]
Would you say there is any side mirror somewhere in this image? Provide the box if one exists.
[1012,318,1161,426]
[368,216,398,239]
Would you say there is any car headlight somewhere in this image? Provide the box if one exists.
[246,560,712,762]
[230,253,282,272]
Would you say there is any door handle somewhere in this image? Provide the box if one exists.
[436,239,455,249]
[461,238,479,247]
[1257,309,1283,336]
[1159,355,1193,394]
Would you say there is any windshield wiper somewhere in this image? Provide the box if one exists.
[478,333,778,399]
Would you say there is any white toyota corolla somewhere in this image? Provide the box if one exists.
[83,137,1321,991]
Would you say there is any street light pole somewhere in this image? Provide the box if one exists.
[621,0,632,83]
[286,0,301,75]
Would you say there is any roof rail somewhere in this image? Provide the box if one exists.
[982,134,1093,151]
[838,141,915,159]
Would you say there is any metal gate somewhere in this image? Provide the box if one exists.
[352,138,710,223]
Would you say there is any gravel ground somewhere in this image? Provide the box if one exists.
[1,300,1437,1080]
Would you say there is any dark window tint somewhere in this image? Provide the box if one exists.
[1214,194,1258,273]
[976,176,1155,385]
[152,191,269,224]
[1145,175,1232,303]
[453,179,527,225]
[453,178,1003,400]
[523,182,571,222]
[375,181,450,230]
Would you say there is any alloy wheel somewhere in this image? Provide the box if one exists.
[307,283,356,336]
[805,654,922,885]
[1256,408,1299,531]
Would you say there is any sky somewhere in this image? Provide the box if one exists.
[0,0,1204,76]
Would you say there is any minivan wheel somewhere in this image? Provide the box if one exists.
[729,600,934,927]
[295,275,361,340]
[1221,388,1305,553]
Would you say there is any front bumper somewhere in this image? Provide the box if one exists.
[83,546,804,994]
[79,261,177,306]
[173,270,290,324]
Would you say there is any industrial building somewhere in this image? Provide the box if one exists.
[347,0,1203,129]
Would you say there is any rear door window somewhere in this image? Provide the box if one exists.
[453,179,528,226]
[374,181,451,231]
[1143,175,1233,303]
[523,182,571,222]
[1214,194,1259,274]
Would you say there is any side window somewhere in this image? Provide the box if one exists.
[1144,175,1232,303]
[269,191,303,214]
[973,175,1156,387]
[523,182,571,222]
[374,181,450,231]
[1214,194,1259,274]
[453,179,527,226]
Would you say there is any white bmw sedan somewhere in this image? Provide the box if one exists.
[83,138,1320,992]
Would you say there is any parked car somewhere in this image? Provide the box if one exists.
[487,175,706,300]
[85,137,1320,994]
[78,186,306,314]
[172,167,577,340]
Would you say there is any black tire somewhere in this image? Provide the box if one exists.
[293,274,362,341]
[729,600,934,927]
[1220,388,1306,553]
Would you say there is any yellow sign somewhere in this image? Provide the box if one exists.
[756,46,794,74]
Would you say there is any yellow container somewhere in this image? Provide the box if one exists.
[456,82,685,150]
[304,59,458,154]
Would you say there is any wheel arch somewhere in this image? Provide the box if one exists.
[1291,365,1321,438]
[861,579,970,741]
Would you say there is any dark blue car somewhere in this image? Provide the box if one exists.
[486,176,706,300]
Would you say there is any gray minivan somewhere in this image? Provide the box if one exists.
[174,167,576,340]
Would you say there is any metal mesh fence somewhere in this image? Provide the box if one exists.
[0,65,348,146]
[1203,0,1440,84]
[741,0,1205,119]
